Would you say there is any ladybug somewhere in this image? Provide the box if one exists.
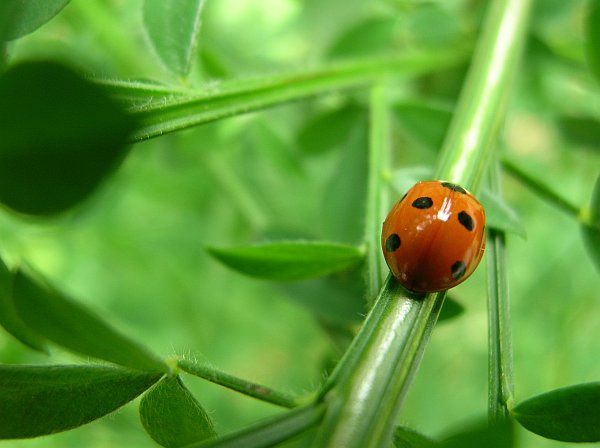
[381,180,486,293]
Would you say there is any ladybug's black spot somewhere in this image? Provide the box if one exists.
[451,261,467,280]
[385,233,401,252]
[441,182,467,194]
[412,196,433,209]
[458,211,474,231]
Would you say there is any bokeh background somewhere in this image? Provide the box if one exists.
[1,0,600,447]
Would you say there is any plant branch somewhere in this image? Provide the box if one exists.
[312,1,532,446]
[121,51,469,142]
[178,359,299,409]
[487,159,515,423]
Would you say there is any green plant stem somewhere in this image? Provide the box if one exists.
[436,0,532,190]
[125,51,469,142]
[501,155,581,219]
[486,159,514,423]
[187,404,325,448]
[178,359,298,409]
[313,1,532,447]
[365,82,391,304]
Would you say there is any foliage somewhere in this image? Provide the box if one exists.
[1,1,600,447]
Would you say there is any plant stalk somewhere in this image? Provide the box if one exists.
[313,1,532,446]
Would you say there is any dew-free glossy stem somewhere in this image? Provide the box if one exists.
[436,0,532,189]
[314,1,532,446]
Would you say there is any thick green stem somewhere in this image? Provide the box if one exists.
[313,1,532,446]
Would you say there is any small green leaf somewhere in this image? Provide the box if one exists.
[512,382,600,442]
[584,0,600,84]
[394,426,438,448]
[440,420,513,448]
[207,241,365,281]
[480,189,527,238]
[581,174,600,273]
[557,116,600,150]
[297,104,364,155]
[438,295,464,322]
[322,124,368,243]
[0,0,70,41]
[140,376,216,447]
[0,364,161,439]
[393,101,452,151]
[184,405,325,448]
[12,268,167,373]
[327,17,398,58]
[143,0,205,76]
[0,258,47,352]
[0,61,136,215]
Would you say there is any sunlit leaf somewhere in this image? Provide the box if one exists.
[0,364,161,439]
[511,382,600,442]
[0,0,70,41]
[140,376,216,447]
[0,258,46,352]
[0,61,136,215]
[143,0,205,76]
[12,268,167,373]
[394,425,437,448]
[207,241,365,281]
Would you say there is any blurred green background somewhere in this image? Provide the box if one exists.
[1,0,600,447]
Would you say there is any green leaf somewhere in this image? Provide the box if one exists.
[327,17,398,58]
[480,189,527,238]
[12,268,167,373]
[128,51,468,141]
[438,295,464,322]
[0,0,70,41]
[142,0,205,76]
[0,364,161,439]
[207,241,365,281]
[392,101,452,151]
[584,0,600,84]
[297,104,364,155]
[0,61,136,215]
[0,258,46,352]
[511,382,600,442]
[440,420,513,448]
[184,405,325,448]
[140,376,216,447]
[322,124,368,244]
[394,426,438,448]
[581,174,600,273]
[557,116,600,150]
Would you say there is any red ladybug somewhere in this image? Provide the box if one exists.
[381,180,486,293]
